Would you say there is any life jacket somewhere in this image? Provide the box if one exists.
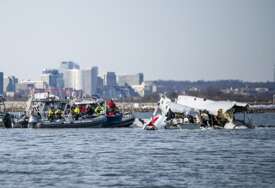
[107,100,116,109]
[48,109,54,116]
[55,109,62,115]
[107,111,115,117]
[80,106,86,113]
[74,107,80,114]
[95,105,103,115]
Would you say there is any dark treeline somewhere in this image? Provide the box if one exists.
[124,80,275,103]
[152,80,275,92]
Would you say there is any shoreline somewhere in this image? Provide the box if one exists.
[4,100,275,113]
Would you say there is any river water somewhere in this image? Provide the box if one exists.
[0,113,275,188]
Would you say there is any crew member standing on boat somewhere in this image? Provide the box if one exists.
[107,99,118,116]
[217,109,229,127]
[95,103,104,116]
[55,108,63,120]
[73,105,81,120]
[48,107,55,121]
[86,104,94,115]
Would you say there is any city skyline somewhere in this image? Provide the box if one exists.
[0,0,274,82]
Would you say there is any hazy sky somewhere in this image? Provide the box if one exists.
[0,0,274,81]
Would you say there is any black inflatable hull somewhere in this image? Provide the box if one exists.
[29,114,135,128]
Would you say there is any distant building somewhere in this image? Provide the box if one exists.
[41,69,64,89]
[4,76,18,93]
[60,61,80,71]
[97,76,104,95]
[131,82,155,97]
[103,86,118,99]
[102,85,138,99]
[63,69,82,90]
[131,84,145,97]
[18,80,47,90]
[81,69,93,96]
[255,88,269,93]
[105,72,117,87]
[274,64,275,82]
[144,81,157,94]
[16,80,48,97]
[60,61,83,93]
[118,73,144,86]
[0,72,3,96]
[91,67,98,95]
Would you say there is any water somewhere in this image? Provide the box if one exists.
[0,113,275,188]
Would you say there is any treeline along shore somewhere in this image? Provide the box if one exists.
[4,100,275,113]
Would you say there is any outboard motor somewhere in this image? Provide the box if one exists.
[17,115,29,128]
[28,115,38,128]
[2,113,12,128]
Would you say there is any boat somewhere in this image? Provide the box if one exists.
[20,93,135,128]
[0,96,12,128]
[29,112,135,129]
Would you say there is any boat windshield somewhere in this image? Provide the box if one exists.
[30,99,68,118]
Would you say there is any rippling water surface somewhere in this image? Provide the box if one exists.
[0,113,275,188]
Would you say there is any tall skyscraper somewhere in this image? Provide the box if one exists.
[91,66,98,95]
[81,69,92,96]
[63,69,82,90]
[97,76,104,95]
[0,72,3,96]
[60,61,81,90]
[4,76,18,93]
[105,72,117,87]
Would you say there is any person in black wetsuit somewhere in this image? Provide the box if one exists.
[166,108,175,121]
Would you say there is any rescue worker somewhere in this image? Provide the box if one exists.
[95,103,104,116]
[80,105,86,114]
[217,109,229,127]
[187,114,195,123]
[86,104,95,115]
[107,99,118,116]
[166,109,175,121]
[48,107,55,121]
[200,110,210,127]
[73,105,81,120]
[55,108,63,120]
